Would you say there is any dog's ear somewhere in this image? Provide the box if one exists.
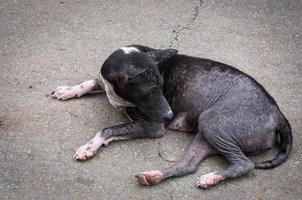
[147,49,178,64]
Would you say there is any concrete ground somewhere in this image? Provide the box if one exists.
[0,0,301,199]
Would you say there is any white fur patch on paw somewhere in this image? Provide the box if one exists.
[196,172,224,189]
[73,132,104,160]
[73,144,97,160]
[51,80,98,101]
[51,85,80,100]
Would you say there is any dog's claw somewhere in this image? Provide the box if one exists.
[73,154,87,161]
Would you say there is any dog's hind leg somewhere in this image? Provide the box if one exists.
[73,119,165,160]
[196,153,254,189]
[196,112,255,189]
[51,79,104,100]
[195,140,255,189]
[135,133,216,186]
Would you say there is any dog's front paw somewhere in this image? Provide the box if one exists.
[73,144,98,160]
[51,86,79,100]
[73,133,104,161]
[135,171,163,186]
[196,171,224,189]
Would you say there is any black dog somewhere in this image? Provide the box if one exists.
[51,45,292,188]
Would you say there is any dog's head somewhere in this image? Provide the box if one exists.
[100,45,178,123]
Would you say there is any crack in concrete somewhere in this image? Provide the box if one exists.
[157,140,178,163]
[0,117,8,133]
[169,0,204,47]
[169,188,176,200]
[0,150,8,160]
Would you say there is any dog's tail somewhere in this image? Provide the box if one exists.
[254,115,293,169]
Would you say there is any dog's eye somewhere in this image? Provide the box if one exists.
[148,86,159,95]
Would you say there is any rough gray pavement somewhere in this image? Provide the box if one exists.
[0,0,301,199]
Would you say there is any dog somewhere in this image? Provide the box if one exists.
[51,45,292,188]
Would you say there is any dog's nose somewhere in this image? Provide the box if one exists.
[163,110,174,123]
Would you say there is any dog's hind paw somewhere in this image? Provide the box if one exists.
[196,171,224,189]
[135,171,163,186]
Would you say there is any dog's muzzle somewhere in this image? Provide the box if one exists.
[163,110,174,125]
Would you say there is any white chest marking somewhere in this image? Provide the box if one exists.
[99,73,135,110]
[120,47,139,54]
